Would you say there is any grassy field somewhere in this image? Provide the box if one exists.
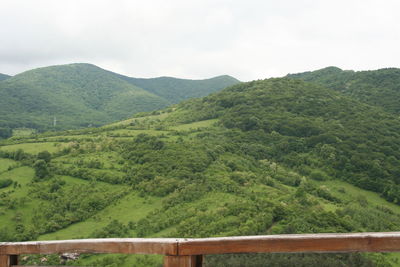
[12,128,37,137]
[0,142,64,154]
[105,129,169,137]
[314,179,400,214]
[106,112,171,127]
[169,119,218,131]
[39,192,161,240]
[0,167,40,227]
[0,158,18,172]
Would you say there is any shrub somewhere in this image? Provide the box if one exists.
[0,179,13,189]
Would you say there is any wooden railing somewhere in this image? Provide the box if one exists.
[1,232,400,267]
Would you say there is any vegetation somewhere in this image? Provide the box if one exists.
[0,63,168,131]
[122,75,240,103]
[287,66,400,114]
[175,78,400,204]
[0,127,12,139]
[0,63,239,132]
[0,73,10,81]
[0,178,13,188]
[206,253,384,267]
[1,74,400,266]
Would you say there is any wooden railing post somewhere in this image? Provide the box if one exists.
[164,255,203,267]
[0,254,18,267]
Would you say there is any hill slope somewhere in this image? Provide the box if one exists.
[1,77,400,266]
[0,64,169,130]
[0,64,239,132]
[176,78,400,201]
[123,75,240,103]
[0,73,10,81]
[287,67,400,114]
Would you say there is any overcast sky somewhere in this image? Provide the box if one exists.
[1,0,399,81]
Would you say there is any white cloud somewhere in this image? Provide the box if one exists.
[0,0,399,80]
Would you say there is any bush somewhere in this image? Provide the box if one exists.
[0,178,13,189]
[92,220,129,238]
[37,151,51,163]
[33,160,50,179]
[309,170,328,181]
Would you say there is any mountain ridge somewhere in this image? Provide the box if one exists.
[287,66,400,114]
[0,63,239,131]
[0,63,169,130]
[106,69,240,103]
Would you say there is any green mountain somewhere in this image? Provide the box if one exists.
[0,73,10,81]
[0,64,238,132]
[287,67,400,114]
[1,77,400,266]
[122,75,240,103]
[0,63,169,130]
[177,78,400,202]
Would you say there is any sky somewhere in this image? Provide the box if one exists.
[1,0,399,81]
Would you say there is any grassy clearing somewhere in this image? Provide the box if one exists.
[0,158,18,172]
[170,119,218,131]
[53,152,125,170]
[314,179,400,214]
[12,128,36,137]
[42,135,98,141]
[39,192,162,240]
[105,129,169,137]
[0,170,126,237]
[0,142,63,154]
[0,167,40,227]
[12,128,37,137]
[106,112,171,127]
[0,166,34,188]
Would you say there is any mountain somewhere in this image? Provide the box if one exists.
[287,67,400,114]
[0,63,169,130]
[176,78,400,201]
[0,64,239,132]
[0,73,10,81]
[121,75,240,103]
[1,77,400,266]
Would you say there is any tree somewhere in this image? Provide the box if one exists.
[0,127,12,139]
[37,151,51,163]
[33,160,50,179]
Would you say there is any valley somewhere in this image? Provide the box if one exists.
[1,75,400,266]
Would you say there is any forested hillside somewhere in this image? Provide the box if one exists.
[287,67,400,114]
[0,64,239,133]
[122,75,240,103]
[0,73,10,81]
[1,78,400,266]
[0,64,168,131]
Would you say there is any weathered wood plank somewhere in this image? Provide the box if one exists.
[2,232,400,259]
[0,254,17,267]
[164,255,203,267]
[0,238,179,255]
[178,232,400,255]
[0,255,9,267]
